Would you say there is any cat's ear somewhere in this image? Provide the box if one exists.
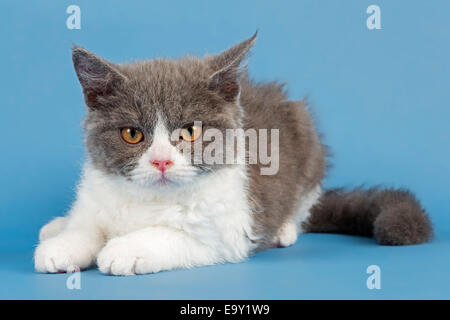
[72,46,127,108]
[207,32,257,102]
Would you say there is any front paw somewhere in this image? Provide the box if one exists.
[97,238,161,276]
[34,235,95,273]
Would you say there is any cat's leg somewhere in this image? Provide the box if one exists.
[39,216,68,241]
[97,226,221,276]
[273,186,322,248]
[274,220,298,248]
[34,204,105,273]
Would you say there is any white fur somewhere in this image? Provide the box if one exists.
[295,185,322,232]
[38,216,68,241]
[34,119,256,275]
[277,221,298,247]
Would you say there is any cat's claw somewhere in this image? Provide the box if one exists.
[35,241,79,273]
[34,235,94,273]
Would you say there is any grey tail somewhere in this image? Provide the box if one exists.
[303,187,433,245]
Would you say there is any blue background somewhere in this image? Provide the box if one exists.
[0,0,449,299]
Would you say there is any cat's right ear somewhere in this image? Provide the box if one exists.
[206,32,257,102]
[72,46,127,109]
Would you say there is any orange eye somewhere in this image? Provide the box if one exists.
[121,128,144,144]
[180,125,202,142]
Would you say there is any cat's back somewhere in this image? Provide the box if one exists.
[240,76,314,142]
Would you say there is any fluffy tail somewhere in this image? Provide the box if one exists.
[303,188,433,245]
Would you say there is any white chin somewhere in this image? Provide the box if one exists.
[129,172,197,189]
[135,176,183,189]
[154,177,174,187]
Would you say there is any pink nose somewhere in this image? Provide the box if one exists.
[150,159,173,172]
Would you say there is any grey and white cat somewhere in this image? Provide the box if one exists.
[34,33,432,275]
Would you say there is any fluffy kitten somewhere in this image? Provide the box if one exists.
[34,33,432,275]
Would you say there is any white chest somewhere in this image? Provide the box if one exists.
[79,165,256,260]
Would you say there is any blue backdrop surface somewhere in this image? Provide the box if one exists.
[0,0,449,299]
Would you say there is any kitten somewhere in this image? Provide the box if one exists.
[34,33,432,275]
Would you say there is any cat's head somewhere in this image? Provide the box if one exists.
[72,33,256,189]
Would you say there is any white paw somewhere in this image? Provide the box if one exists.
[39,217,68,241]
[34,234,95,273]
[97,237,162,276]
[276,221,298,247]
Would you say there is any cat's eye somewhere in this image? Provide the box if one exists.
[180,125,202,142]
[120,128,144,144]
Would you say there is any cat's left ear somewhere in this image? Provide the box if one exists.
[72,46,127,109]
[207,32,257,102]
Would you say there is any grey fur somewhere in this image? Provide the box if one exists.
[303,188,433,245]
[72,33,432,249]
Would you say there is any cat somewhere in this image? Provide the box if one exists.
[34,33,432,275]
